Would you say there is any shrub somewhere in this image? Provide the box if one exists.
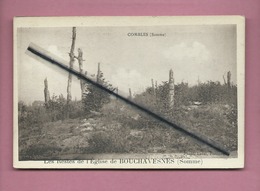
[86,130,130,153]
[82,70,115,114]
[20,143,62,160]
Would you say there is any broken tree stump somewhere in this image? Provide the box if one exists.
[168,69,175,109]
[44,78,50,106]
[67,27,76,104]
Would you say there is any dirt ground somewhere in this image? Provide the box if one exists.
[19,103,237,160]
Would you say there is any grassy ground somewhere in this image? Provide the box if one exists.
[19,102,237,160]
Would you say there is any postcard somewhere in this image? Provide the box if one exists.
[13,16,245,168]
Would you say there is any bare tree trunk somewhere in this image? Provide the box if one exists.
[77,48,84,99]
[67,27,76,104]
[82,71,88,100]
[168,69,175,109]
[96,62,101,83]
[151,78,155,96]
[223,74,227,85]
[227,71,231,89]
[129,88,132,100]
[44,78,50,106]
[155,80,158,95]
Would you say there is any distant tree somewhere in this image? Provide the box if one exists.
[134,87,157,110]
[175,82,190,106]
[134,78,237,110]
[18,101,26,112]
[46,94,67,121]
[156,81,170,111]
[82,70,115,114]
[18,101,27,122]
[134,81,170,113]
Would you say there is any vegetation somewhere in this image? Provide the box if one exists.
[82,70,115,114]
[18,74,238,160]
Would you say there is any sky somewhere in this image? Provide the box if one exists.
[17,25,237,104]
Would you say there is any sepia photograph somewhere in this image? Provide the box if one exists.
[13,16,245,168]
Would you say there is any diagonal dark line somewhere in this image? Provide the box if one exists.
[27,45,230,156]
